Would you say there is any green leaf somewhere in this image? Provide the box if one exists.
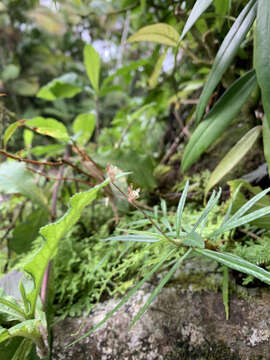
[181,232,205,248]
[26,117,69,142]
[129,248,192,328]
[24,178,111,316]
[68,248,176,347]
[0,319,41,343]
[72,113,96,145]
[181,70,257,171]
[127,23,180,47]
[0,162,48,210]
[205,126,262,197]
[9,209,49,254]
[105,235,160,243]
[255,0,270,129]
[148,47,168,88]
[2,64,20,81]
[0,289,26,322]
[263,118,270,177]
[3,121,25,149]
[84,44,101,94]
[37,73,81,100]
[180,0,214,40]
[176,181,189,238]
[195,249,270,285]
[195,0,257,123]
[214,0,230,31]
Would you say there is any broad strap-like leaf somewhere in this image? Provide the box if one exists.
[181,70,257,171]
[255,0,270,129]
[195,249,270,285]
[181,0,214,40]
[127,23,180,47]
[84,44,101,94]
[195,0,257,123]
[205,126,262,197]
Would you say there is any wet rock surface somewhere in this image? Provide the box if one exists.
[52,284,270,360]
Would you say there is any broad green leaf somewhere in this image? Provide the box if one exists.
[37,73,81,100]
[129,248,192,328]
[26,117,69,142]
[0,162,48,210]
[262,118,270,177]
[181,70,257,171]
[176,180,189,237]
[3,120,25,149]
[195,249,270,285]
[0,289,26,322]
[2,64,20,81]
[24,178,111,316]
[30,144,64,157]
[84,44,101,94]
[10,209,49,254]
[97,149,157,189]
[68,249,175,347]
[0,319,41,342]
[72,113,96,145]
[255,0,270,129]
[127,23,180,47]
[195,0,257,123]
[181,0,214,40]
[205,126,262,197]
[0,337,24,360]
[148,48,168,88]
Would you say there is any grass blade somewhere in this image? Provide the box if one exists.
[181,70,257,171]
[195,0,257,123]
[67,249,176,347]
[129,248,193,328]
[195,249,270,285]
[176,181,189,237]
[180,0,214,40]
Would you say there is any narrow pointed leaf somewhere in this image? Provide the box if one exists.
[176,181,189,237]
[263,117,270,177]
[205,126,262,196]
[195,0,257,123]
[129,248,192,328]
[181,232,205,248]
[149,47,168,88]
[255,0,270,128]
[181,70,257,171]
[68,249,175,347]
[181,0,214,40]
[105,235,160,243]
[195,249,270,285]
[127,23,180,47]
[84,44,101,93]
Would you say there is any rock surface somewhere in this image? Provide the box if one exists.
[52,284,270,360]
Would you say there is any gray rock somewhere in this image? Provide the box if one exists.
[52,284,270,360]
